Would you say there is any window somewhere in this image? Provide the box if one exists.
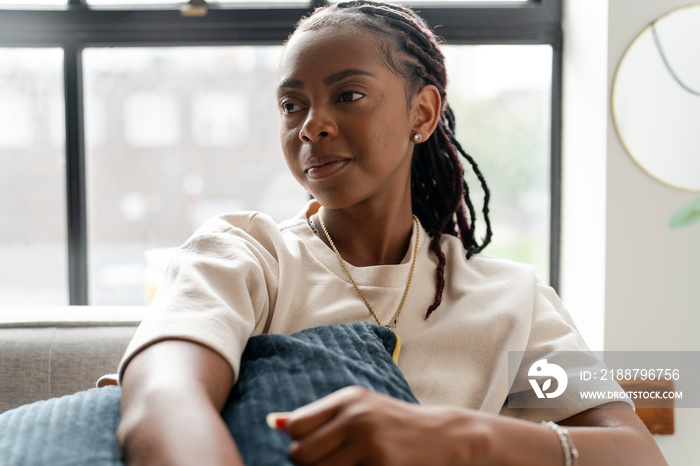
[83,46,307,304]
[0,48,68,305]
[0,0,562,306]
[444,45,553,281]
[0,0,66,6]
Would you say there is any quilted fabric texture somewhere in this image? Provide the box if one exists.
[224,322,418,465]
[0,386,123,465]
[0,322,416,465]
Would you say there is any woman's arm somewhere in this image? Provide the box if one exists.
[279,386,667,466]
[558,403,667,465]
[117,340,244,466]
[480,401,667,466]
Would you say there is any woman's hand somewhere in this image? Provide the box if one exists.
[275,386,492,466]
[272,385,668,466]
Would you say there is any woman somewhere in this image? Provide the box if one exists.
[117,2,667,465]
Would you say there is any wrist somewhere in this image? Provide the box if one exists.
[473,413,563,466]
[432,406,495,464]
[541,421,579,466]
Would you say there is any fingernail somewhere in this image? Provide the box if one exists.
[266,412,290,431]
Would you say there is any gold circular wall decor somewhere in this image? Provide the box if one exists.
[612,4,700,191]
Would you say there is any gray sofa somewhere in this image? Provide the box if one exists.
[0,306,144,414]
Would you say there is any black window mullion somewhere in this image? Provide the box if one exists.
[64,41,88,305]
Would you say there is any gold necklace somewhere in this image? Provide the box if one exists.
[317,209,420,330]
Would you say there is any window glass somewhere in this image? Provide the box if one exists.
[209,1,309,5]
[83,46,309,305]
[0,0,65,6]
[86,0,180,5]
[443,44,552,282]
[87,0,310,5]
[0,48,68,306]
[410,0,528,2]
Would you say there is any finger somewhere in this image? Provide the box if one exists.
[312,442,365,466]
[266,412,291,432]
[292,432,368,466]
[287,386,369,439]
[291,388,391,465]
[288,414,348,465]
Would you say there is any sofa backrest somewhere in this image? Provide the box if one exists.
[0,307,143,413]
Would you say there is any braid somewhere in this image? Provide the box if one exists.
[298,1,492,319]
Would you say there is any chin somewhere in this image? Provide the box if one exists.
[304,184,350,208]
[309,194,358,211]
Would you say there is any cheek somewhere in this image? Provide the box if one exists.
[366,112,408,152]
[279,126,298,157]
[280,130,305,178]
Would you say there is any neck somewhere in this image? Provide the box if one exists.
[315,201,415,267]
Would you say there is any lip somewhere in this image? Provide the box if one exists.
[303,155,351,180]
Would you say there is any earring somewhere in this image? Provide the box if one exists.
[413,133,423,143]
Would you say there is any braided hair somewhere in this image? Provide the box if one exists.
[295,1,493,319]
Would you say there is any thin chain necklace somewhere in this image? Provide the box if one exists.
[316,208,420,330]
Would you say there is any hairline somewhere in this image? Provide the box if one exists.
[290,9,423,112]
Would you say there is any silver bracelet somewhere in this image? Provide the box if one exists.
[542,421,580,466]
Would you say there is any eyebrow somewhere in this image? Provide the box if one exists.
[323,68,376,86]
[277,68,376,91]
[277,78,304,90]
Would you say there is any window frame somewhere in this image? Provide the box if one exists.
[0,0,562,304]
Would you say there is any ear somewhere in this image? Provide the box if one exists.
[410,84,441,142]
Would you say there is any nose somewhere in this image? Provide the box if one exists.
[299,107,338,142]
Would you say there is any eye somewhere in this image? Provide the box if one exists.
[280,101,304,115]
[338,91,364,103]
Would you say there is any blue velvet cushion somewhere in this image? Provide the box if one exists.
[0,322,417,465]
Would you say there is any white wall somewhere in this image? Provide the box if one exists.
[560,0,609,352]
[562,1,700,464]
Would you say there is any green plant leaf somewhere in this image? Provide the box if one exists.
[669,194,700,229]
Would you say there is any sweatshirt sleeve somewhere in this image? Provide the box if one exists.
[117,212,281,384]
[500,281,633,422]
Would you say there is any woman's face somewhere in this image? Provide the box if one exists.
[276,25,418,211]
